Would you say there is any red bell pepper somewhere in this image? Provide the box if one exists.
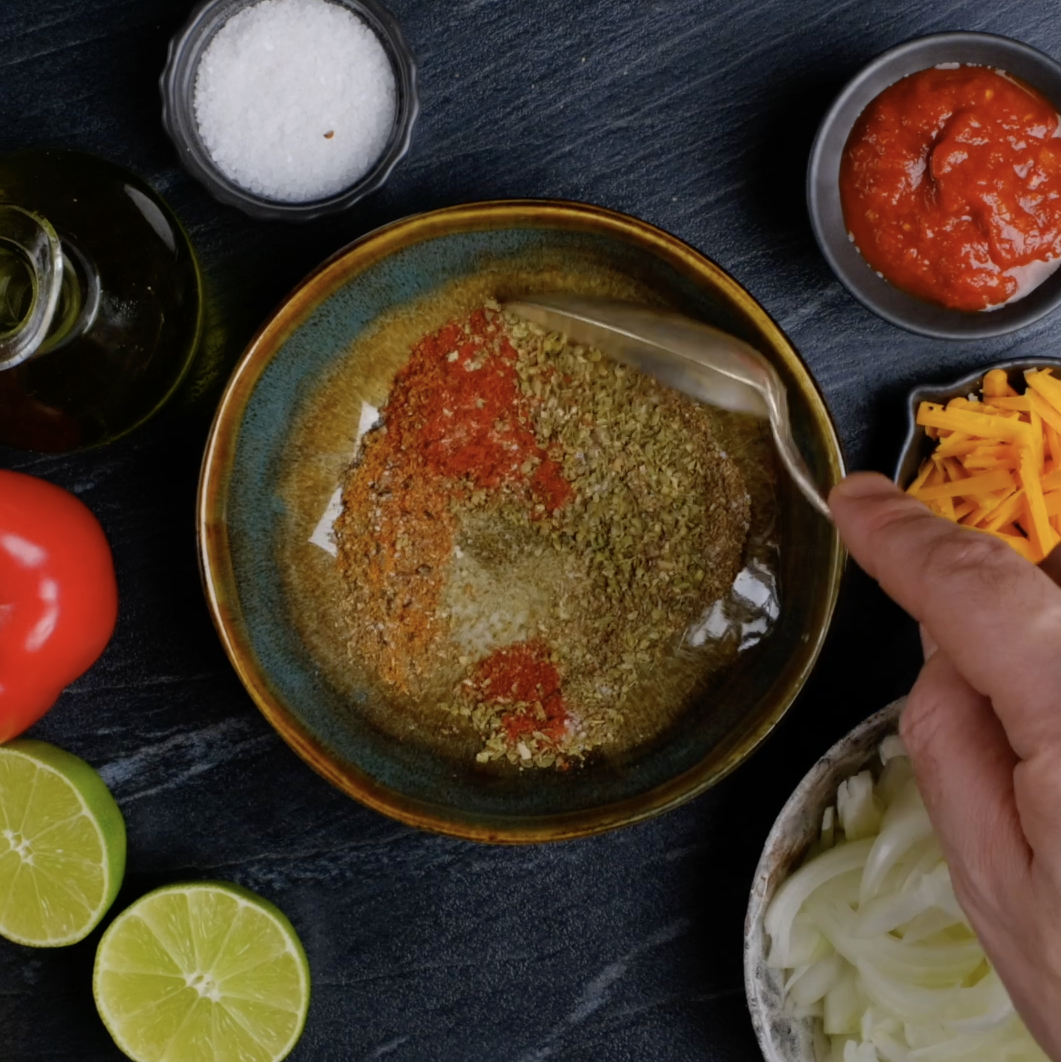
[0,470,118,742]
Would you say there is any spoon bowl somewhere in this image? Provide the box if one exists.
[506,296,833,520]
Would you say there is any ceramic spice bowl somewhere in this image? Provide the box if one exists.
[744,699,905,1062]
[160,0,419,220]
[808,31,1061,340]
[197,198,846,843]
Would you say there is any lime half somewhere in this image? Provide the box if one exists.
[94,881,311,1062]
[0,738,126,946]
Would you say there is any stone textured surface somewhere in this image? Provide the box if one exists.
[0,0,1052,1059]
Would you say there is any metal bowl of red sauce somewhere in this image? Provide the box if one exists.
[808,32,1061,339]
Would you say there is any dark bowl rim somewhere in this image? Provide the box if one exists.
[160,0,419,221]
[196,197,847,844]
[807,30,1061,340]
[893,356,1061,488]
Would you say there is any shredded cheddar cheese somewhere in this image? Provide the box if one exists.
[908,368,1061,563]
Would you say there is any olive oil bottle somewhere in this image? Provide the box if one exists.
[0,149,202,451]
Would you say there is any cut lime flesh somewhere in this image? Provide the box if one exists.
[0,738,126,947]
[94,881,311,1062]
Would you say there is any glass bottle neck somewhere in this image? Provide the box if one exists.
[0,205,98,372]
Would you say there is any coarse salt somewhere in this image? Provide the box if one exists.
[194,0,397,203]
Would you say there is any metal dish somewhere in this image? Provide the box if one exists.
[808,32,1061,340]
[160,0,418,221]
[893,358,1061,488]
[197,199,845,843]
[744,699,905,1062]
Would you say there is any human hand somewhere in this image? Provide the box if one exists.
[830,472,1061,1062]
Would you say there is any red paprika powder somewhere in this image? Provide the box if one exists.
[387,307,570,511]
[464,641,571,749]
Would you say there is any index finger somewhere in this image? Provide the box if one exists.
[830,472,1061,759]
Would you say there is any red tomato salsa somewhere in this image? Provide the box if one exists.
[840,65,1061,311]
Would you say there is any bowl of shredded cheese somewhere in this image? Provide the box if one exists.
[895,359,1061,565]
[745,700,1048,1062]
[161,0,418,220]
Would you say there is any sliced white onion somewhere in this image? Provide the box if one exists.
[855,862,965,939]
[945,970,1014,1033]
[789,999,824,1020]
[825,971,864,1036]
[809,901,983,987]
[787,953,846,1008]
[897,908,967,946]
[879,734,907,764]
[763,742,1048,1062]
[897,843,943,893]
[765,840,874,967]
[781,911,831,969]
[822,805,837,850]
[875,754,915,811]
[844,1038,880,1062]
[906,1014,1029,1062]
[839,771,884,841]
[854,890,931,939]
[831,1038,857,1062]
[869,1025,910,1062]
[860,780,934,906]
[911,862,967,926]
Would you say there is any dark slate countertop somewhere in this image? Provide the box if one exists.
[2,1,1052,1059]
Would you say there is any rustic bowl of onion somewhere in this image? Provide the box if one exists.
[745,699,1045,1062]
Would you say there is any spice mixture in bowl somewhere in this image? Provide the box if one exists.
[198,200,844,841]
[333,303,761,769]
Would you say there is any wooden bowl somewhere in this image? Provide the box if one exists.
[744,699,905,1062]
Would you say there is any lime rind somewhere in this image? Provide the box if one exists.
[94,881,311,1062]
[0,739,126,947]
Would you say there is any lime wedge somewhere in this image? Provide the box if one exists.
[0,738,126,947]
[93,881,311,1062]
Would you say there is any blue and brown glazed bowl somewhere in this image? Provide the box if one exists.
[197,199,845,843]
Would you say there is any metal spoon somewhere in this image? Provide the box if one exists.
[504,296,832,521]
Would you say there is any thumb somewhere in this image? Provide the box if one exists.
[828,472,1061,759]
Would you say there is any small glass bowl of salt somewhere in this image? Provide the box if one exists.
[161,0,417,220]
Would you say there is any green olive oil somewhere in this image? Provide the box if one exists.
[0,150,202,451]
